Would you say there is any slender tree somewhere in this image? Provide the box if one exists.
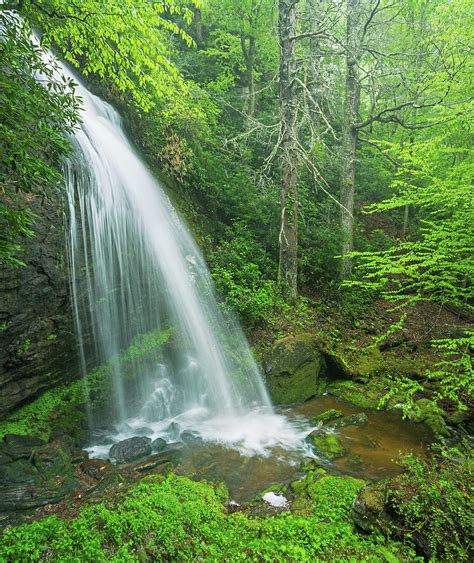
[278,0,299,301]
[340,0,361,280]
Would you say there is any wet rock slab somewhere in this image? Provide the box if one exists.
[0,434,81,517]
[109,436,152,463]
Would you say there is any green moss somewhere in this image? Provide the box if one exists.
[265,334,327,404]
[0,473,421,561]
[0,327,173,441]
[306,432,346,460]
[310,409,343,424]
[408,398,449,437]
[327,379,402,410]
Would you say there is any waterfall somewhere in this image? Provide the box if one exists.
[40,46,306,457]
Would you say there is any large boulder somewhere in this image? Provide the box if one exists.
[263,334,327,404]
[109,436,152,463]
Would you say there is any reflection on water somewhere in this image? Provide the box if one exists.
[172,396,432,502]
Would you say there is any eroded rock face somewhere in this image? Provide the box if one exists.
[0,434,79,515]
[0,197,78,417]
[109,436,152,463]
[263,334,327,404]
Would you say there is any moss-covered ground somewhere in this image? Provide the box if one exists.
[0,472,421,562]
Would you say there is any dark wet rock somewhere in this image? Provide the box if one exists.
[134,454,172,473]
[151,437,167,451]
[1,435,46,466]
[78,459,111,481]
[0,458,38,485]
[326,412,368,429]
[310,409,343,425]
[0,484,70,512]
[263,334,327,404]
[109,436,152,463]
[3,434,46,447]
[0,440,79,517]
[305,431,346,460]
[0,451,12,465]
[133,426,154,437]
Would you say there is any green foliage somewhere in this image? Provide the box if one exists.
[388,448,473,561]
[21,0,197,111]
[0,327,172,441]
[0,473,420,561]
[210,223,288,327]
[0,11,78,266]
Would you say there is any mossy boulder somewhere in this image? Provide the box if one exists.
[321,338,435,383]
[306,432,346,460]
[409,399,449,437]
[326,412,368,430]
[327,379,402,410]
[352,481,391,533]
[263,334,327,404]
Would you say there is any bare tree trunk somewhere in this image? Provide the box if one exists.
[241,35,256,126]
[305,0,323,125]
[193,7,203,48]
[278,0,299,302]
[340,0,361,280]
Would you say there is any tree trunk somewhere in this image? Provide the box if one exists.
[193,7,203,48]
[278,0,299,302]
[305,0,323,125]
[340,0,361,280]
[241,35,256,126]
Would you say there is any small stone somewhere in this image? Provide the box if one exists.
[109,436,152,463]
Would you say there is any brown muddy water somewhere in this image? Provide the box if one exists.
[173,396,432,502]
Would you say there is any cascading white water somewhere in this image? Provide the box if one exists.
[45,52,308,457]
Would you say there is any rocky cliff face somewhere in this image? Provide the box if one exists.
[0,196,78,417]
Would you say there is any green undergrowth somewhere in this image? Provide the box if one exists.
[0,327,172,441]
[387,448,473,561]
[0,473,420,562]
